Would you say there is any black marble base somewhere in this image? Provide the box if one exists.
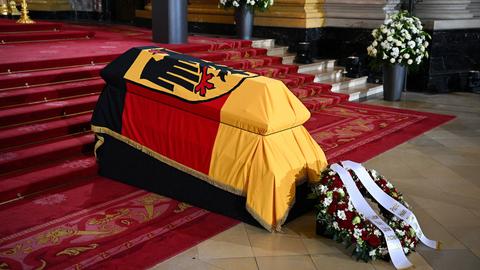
[314,27,480,93]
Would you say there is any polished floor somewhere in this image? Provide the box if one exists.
[151,92,480,270]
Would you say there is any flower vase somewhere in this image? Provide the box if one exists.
[383,63,407,101]
[234,4,253,40]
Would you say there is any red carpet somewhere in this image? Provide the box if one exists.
[305,102,455,163]
[0,177,237,270]
[0,19,454,269]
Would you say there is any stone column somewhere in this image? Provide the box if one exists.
[323,0,401,28]
[152,0,188,44]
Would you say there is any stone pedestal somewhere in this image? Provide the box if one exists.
[323,0,401,28]
[415,0,474,20]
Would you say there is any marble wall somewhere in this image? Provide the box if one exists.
[69,0,102,12]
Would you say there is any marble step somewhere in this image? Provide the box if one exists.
[336,83,384,102]
[251,38,276,49]
[266,46,289,57]
[303,67,345,82]
[320,76,369,92]
[282,54,296,65]
[298,60,337,74]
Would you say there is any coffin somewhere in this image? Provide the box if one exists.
[91,47,328,231]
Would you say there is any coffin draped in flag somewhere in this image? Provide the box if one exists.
[91,46,328,231]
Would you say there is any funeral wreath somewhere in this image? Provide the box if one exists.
[310,166,419,262]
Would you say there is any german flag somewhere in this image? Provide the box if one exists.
[92,47,327,231]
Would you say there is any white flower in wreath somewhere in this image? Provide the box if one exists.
[370,169,378,179]
[328,170,336,176]
[333,221,340,230]
[408,59,413,65]
[396,229,406,236]
[374,229,382,236]
[348,200,354,211]
[408,40,416,49]
[337,188,345,197]
[323,197,333,207]
[387,35,394,42]
[353,228,363,239]
[403,247,410,254]
[386,181,394,189]
[337,210,347,220]
[383,53,388,60]
[319,185,328,193]
[369,249,377,257]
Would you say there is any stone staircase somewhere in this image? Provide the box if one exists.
[252,39,383,101]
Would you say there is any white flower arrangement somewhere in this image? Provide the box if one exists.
[367,11,430,68]
[219,0,274,11]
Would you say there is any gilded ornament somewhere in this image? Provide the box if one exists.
[140,194,167,220]
[17,0,35,24]
[8,1,19,16]
[34,259,47,270]
[1,1,8,16]
[37,228,76,245]
[174,202,191,213]
[87,208,129,226]
[56,244,99,257]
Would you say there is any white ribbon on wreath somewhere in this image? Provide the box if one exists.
[341,160,440,250]
[330,162,440,269]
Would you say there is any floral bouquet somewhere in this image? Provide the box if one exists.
[367,11,430,68]
[219,0,274,11]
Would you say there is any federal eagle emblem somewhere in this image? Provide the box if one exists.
[124,48,257,102]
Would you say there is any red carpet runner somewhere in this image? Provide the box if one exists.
[0,19,454,269]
